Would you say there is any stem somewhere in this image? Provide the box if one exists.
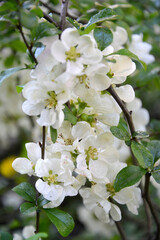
[60,0,70,31]
[42,11,59,27]
[35,209,40,233]
[17,15,38,65]
[107,85,136,138]
[115,221,127,240]
[144,173,160,240]
[39,0,76,19]
[41,126,46,160]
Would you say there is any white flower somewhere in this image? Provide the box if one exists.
[126,97,150,131]
[12,143,41,176]
[111,26,128,51]
[128,34,155,64]
[114,84,135,103]
[51,28,103,75]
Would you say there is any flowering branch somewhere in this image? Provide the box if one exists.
[115,221,127,240]
[107,85,160,239]
[60,0,70,31]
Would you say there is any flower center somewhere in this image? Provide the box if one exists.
[106,183,115,195]
[43,170,58,185]
[86,146,98,164]
[45,91,57,109]
[65,46,81,62]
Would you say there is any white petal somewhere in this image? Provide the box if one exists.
[51,40,66,63]
[72,121,94,140]
[89,160,108,180]
[110,203,121,221]
[114,85,135,103]
[22,101,44,116]
[37,108,56,126]
[26,142,41,164]
[12,158,33,175]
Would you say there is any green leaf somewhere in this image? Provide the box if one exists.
[16,85,24,93]
[50,127,57,143]
[147,140,160,164]
[31,8,43,18]
[133,131,149,139]
[67,17,95,35]
[131,141,154,168]
[110,118,130,141]
[87,8,117,27]
[32,22,60,41]
[0,67,23,85]
[150,119,160,132]
[0,232,13,240]
[114,165,146,192]
[25,233,48,240]
[12,182,36,203]
[94,27,113,51]
[152,165,160,184]
[108,49,147,70]
[37,195,50,207]
[44,208,75,237]
[20,10,38,29]
[20,202,36,214]
[63,105,77,125]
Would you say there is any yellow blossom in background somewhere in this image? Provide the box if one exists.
[0,156,16,178]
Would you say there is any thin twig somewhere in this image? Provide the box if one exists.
[17,15,38,65]
[39,0,76,19]
[107,85,136,138]
[42,11,59,27]
[144,173,160,240]
[115,221,127,240]
[60,0,70,31]
[41,126,46,160]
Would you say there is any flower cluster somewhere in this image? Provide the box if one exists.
[12,26,153,223]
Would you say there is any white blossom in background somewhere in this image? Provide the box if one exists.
[128,34,155,64]
[13,226,36,240]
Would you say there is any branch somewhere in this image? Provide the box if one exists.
[42,11,59,27]
[39,0,76,19]
[60,0,70,31]
[143,172,160,240]
[115,221,127,240]
[107,85,136,138]
[17,17,38,65]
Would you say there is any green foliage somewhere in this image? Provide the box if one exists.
[87,8,117,27]
[0,67,24,85]
[131,141,154,168]
[50,127,58,143]
[0,232,13,240]
[133,131,149,139]
[16,85,24,93]
[12,182,36,203]
[25,233,48,240]
[110,118,130,141]
[20,202,36,214]
[37,195,50,207]
[152,165,160,184]
[147,140,160,164]
[94,27,113,51]
[43,208,75,237]
[114,165,146,192]
[63,105,77,125]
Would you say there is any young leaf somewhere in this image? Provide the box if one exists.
[16,85,24,93]
[110,118,130,141]
[0,67,23,85]
[87,8,117,27]
[63,105,77,125]
[94,27,113,51]
[133,131,149,139]
[114,165,146,192]
[50,127,57,143]
[152,165,160,184]
[20,202,36,214]
[44,208,75,237]
[0,232,13,240]
[25,233,48,240]
[37,195,50,207]
[147,140,160,164]
[12,182,36,203]
[108,49,147,70]
[131,141,154,168]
